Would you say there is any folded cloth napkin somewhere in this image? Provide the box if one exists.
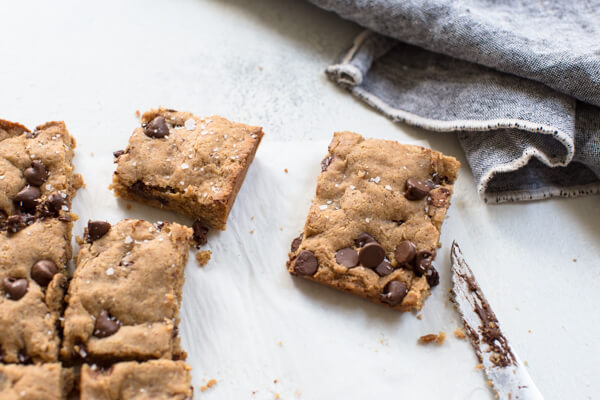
[309,0,600,203]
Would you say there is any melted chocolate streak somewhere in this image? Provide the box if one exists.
[452,244,516,368]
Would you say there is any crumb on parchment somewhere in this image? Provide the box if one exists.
[200,379,217,392]
[453,327,466,339]
[196,250,212,266]
[418,331,446,345]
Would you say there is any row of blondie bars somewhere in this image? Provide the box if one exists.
[0,108,460,399]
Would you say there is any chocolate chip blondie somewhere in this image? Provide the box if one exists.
[80,360,193,400]
[0,363,73,399]
[111,108,263,230]
[0,119,82,232]
[61,219,193,362]
[287,132,460,311]
[0,219,72,363]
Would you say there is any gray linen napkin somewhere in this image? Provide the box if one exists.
[309,0,600,203]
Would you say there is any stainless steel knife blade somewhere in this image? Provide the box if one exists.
[450,241,544,400]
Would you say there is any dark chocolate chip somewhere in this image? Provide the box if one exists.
[335,247,359,268]
[155,221,165,231]
[3,277,28,300]
[23,160,48,186]
[431,172,448,185]
[87,220,111,242]
[395,240,416,266]
[0,210,6,221]
[425,265,440,287]
[6,215,26,233]
[358,242,386,269]
[413,251,433,277]
[354,232,376,247]
[381,280,408,306]
[293,250,318,276]
[13,186,42,212]
[144,116,169,138]
[320,155,333,172]
[375,260,394,277]
[43,193,67,217]
[404,178,431,200]
[93,310,120,338]
[113,150,125,162]
[31,260,58,287]
[192,220,209,247]
[290,233,303,253]
[25,131,39,139]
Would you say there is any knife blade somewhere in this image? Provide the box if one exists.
[450,241,544,400]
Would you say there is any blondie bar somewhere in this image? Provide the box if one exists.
[61,219,192,362]
[0,219,72,363]
[111,108,263,230]
[80,360,192,400]
[0,119,81,232]
[0,363,73,399]
[287,132,460,311]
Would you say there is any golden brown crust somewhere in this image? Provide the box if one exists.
[111,108,263,230]
[287,131,460,311]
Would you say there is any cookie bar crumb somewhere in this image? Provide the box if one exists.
[201,379,217,392]
[196,250,212,266]
[454,327,466,339]
[418,331,446,345]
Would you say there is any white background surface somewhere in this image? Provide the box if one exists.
[1,1,599,399]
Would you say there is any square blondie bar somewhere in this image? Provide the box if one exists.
[0,363,73,400]
[61,219,192,362]
[80,360,192,400]
[0,219,72,363]
[287,132,460,311]
[111,108,263,230]
[0,119,82,232]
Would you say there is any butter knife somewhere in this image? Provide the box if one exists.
[450,241,544,400]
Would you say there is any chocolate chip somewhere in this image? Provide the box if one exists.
[320,155,333,172]
[431,172,448,185]
[5,215,25,233]
[3,277,28,300]
[144,116,169,138]
[375,260,394,277]
[413,251,433,277]
[13,186,42,212]
[381,280,408,306]
[358,242,386,269]
[395,240,416,266]
[87,220,111,242]
[23,160,48,186]
[26,130,39,139]
[404,178,431,200]
[192,220,209,247]
[425,180,437,189]
[354,232,376,247]
[425,265,440,287]
[290,233,303,253]
[335,247,359,268]
[42,193,67,217]
[113,150,125,162]
[293,250,318,276]
[93,310,120,338]
[31,260,58,287]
